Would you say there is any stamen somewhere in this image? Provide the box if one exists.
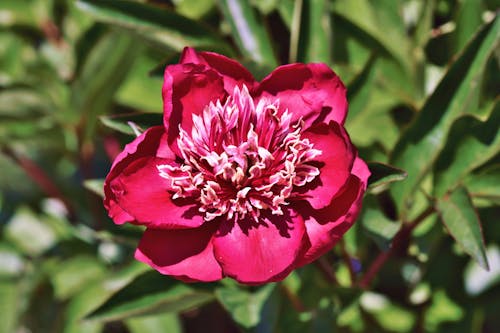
[158,85,321,222]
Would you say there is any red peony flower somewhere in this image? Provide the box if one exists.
[104,47,370,284]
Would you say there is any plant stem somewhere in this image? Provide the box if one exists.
[358,206,435,289]
[339,239,356,286]
[315,256,338,285]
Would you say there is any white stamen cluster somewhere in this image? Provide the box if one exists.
[158,85,321,222]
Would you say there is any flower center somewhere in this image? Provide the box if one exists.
[158,85,321,222]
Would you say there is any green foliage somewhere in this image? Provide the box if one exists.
[0,0,498,332]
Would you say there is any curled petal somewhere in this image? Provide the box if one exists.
[104,126,172,224]
[135,224,223,282]
[179,47,256,92]
[109,156,204,229]
[256,63,347,128]
[299,122,355,209]
[213,211,308,284]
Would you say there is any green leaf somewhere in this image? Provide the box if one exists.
[332,0,412,72]
[72,30,139,141]
[126,313,182,333]
[64,261,149,332]
[436,186,489,270]
[367,162,408,194]
[0,278,22,333]
[48,255,107,300]
[76,0,231,54]
[361,206,402,250]
[434,105,500,197]
[86,271,214,322]
[99,112,162,136]
[218,0,277,66]
[83,179,105,198]
[464,164,500,206]
[295,0,332,63]
[452,0,484,54]
[215,283,275,328]
[4,207,57,256]
[390,17,500,216]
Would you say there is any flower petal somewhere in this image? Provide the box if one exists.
[256,63,347,127]
[296,174,364,266]
[109,156,204,229]
[213,211,308,284]
[178,47,255,93]
[104,126,171,225]
[299,122,355,209]
[162,63,226,148]
[135,223,223,282]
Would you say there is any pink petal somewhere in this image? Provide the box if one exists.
[213,211,308,284]
[296,174,365,266]
[104,126,171,225]
[352,156,371,189]
[198,51,255,92]
[299,122,355,209]
[178,47,255,93]
[162,63,226,148]
[135,223,223,282]
[256,63,347,127]
[109,156,204,229]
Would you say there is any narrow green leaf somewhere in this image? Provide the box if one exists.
[434,104,500,197]
[83,179,105,198]
[215,284,275,328]
[72,30,139,141]
[86,271,214,322]
[296,0,332,63]
[64,261,150,332]
[332,0,412,71]
[76,0,231,53]
[452,0,484,53]
[218,0,277,66]
[436,186,489,270]
[100,113,163,136]
[367,162,407,194]
[390,17,500,216]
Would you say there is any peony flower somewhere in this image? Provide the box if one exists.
[104,47,370,284]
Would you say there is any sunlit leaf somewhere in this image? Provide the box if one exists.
[367,162,407,194]
[390,17,499,216]
[86,271,215,322]
[76,0,231,54]
[436,186,489,270]
[215,284,275,328]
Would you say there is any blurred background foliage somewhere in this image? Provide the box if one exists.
[0,0,499,332]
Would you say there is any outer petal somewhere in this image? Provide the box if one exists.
[109,156,204,229]
[178,47,255,93]
[213,210,308,284]
[162,63,226,148]
[296,175,364,266]
[296,157,370,266]
[256,63,347,127]
[135,223,223,282]
[299,122,355,209]
[104,126,171,224]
